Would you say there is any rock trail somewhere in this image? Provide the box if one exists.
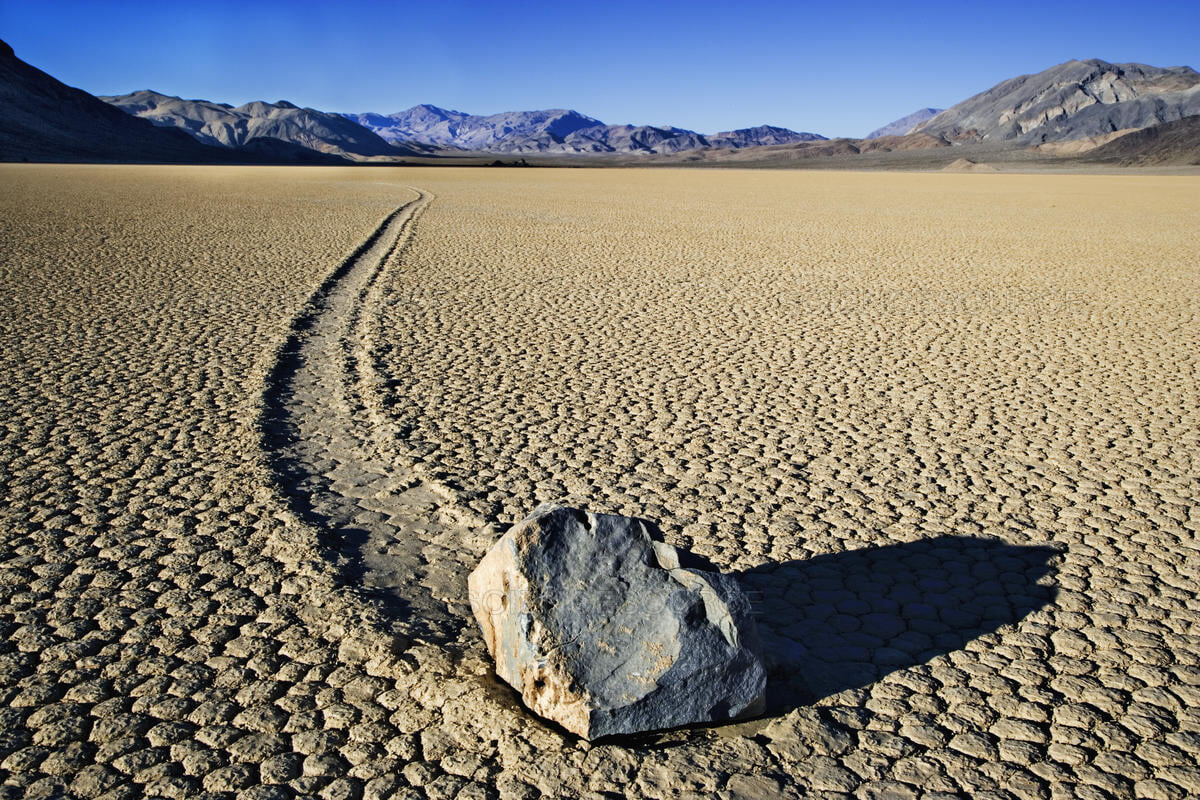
[261,187,484,646]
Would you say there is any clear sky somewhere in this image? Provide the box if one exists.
[2,0,1197,138]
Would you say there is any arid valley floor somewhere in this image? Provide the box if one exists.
[2,165,1199,799]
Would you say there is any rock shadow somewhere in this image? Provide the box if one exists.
[734,536,1059,715]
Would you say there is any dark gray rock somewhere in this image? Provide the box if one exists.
[468,504,766,739]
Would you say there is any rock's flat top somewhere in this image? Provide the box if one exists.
[469,505,765,739]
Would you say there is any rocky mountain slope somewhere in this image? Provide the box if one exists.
[866,108,942,138]
[914,59,1200,143]
[342,104,825,154]
[103,90,415,159]
[708,124,826,149]
[341,105,602,150]
[0,39,232,163]
[1083,115,1200,165]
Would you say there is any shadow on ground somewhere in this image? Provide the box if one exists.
[735,536,1060,716]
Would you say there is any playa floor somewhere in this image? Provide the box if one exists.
[2,165,1198,799]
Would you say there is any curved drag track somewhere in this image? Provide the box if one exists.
[260,188,482,645]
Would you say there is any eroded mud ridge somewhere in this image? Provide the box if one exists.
[1,165,1199,800]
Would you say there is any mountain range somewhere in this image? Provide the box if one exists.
[0,40,355,164]
[101,90,423,159]
[340,104,826,154]
[1,36,1197,166]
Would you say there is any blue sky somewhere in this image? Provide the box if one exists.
[2,0,1197,138]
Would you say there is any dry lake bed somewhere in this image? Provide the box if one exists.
[2,164,1198,799]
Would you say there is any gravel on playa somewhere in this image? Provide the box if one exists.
[2,164,1199,800]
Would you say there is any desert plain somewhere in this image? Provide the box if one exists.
[1,164,1199,799]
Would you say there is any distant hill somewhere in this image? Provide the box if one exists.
[341,105,603,151]
[866,108,942,139]
[648,131,953,167]
[913,59,1200,143]
[1083,115,1200,165]
[343,105,825,154]
[0,39,228,163]
[708,125,826,149]
[547,123,708,155]
[858,133,951,152]
[103,90,414,159]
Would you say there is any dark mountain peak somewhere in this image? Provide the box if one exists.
[1055,57,1197,75]
[721,124,783,134]
[233,100,277,115]
[97,89,168,111]
[409,102,456,115]
[119,88,174,99]
[397,103,465,122]
[1068,57,1112,68]
[540,109,605,137]
[709,125,826,148]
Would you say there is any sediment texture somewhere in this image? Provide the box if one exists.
[2,165,1199,799]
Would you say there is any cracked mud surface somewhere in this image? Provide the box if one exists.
[2,165,1199,799]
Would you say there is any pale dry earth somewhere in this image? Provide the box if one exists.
[1,165,1199,800]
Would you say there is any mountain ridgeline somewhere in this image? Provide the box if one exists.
[340,105,827,155]
[0,39,225,163]
[101,90,424,159]
[0,40,370,164]
[1,35,1197,166]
